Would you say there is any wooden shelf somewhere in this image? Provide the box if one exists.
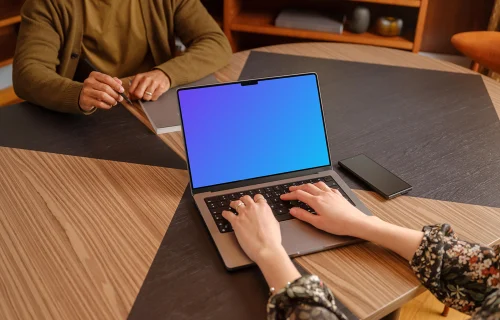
[231,11,414,51]
[0,15,21,28]
[0,1,23,28]
[0,27,18,68]
[345,0,421,8]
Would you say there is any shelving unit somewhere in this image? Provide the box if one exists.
[231,11,413,50]
[0,0,24,106]
[222,0,429,53]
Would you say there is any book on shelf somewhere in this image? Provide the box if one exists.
[275,9,346,34]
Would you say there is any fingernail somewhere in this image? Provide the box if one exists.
[290,208,296,214]
[113,101,117,106]
[119,87,125,93]
[119,96,124,102]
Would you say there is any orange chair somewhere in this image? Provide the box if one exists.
[451,31,500,74]
[451,0,500,80]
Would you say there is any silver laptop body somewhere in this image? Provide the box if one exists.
[177,73,372,270]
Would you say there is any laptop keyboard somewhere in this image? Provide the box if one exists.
[204,176,355,233]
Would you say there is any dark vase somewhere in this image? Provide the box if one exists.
[350,6,370,34]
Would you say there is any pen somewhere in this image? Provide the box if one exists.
[83,58,133,106]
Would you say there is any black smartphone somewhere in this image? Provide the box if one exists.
[338,154,412,199]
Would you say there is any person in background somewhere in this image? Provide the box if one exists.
[13,0,231,114]
[223,182,500,319]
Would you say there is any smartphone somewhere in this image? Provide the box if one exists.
[338,154,412,199]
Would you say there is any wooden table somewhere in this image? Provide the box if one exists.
[1,43,500,320]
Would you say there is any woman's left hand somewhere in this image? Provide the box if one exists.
[223,194,301,291]
[222,195,284,264]
[129,70,171,101]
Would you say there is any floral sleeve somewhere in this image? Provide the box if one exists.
[267,275,348,320]
[410,224,500,316]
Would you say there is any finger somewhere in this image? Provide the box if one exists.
[91,71,124,93]
[254,194,267,204]
[135,78,152,100]
[130,75,149,98]
[143,82,159,102]
[83,97,112,110]
[230,200,245,212]
[332,189,342,196]
[90,82,122,103]
[240,195,254,207]
[128,75,142,94]
[88,88,119,106]
[290,207,319,226]
[113,77,122,85]
[289,183,322,196]
[222,210,237,224]
[280,190,315,203]
[151,85,167,101]
[314,181,331,192]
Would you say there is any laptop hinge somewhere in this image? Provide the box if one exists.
[191,165,333,195]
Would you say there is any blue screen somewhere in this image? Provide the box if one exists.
[178,74,331,189]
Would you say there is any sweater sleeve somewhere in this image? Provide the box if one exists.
[410,224,500,315]
[154,0,232,87]
[13,0,84,114]
[267,275,348,320]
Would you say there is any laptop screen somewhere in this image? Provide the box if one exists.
[178,73,331,189]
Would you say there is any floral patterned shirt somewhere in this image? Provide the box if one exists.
[267,224,500,320]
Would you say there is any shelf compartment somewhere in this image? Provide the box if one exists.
[230,11,414,51]
[344,0,421,8]
[0,1,23,28]
[0,25,18,68]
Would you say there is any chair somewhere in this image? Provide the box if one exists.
[451,0,500,80]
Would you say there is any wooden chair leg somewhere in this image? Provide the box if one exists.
[471,61,480,72]
[441,305,450,317]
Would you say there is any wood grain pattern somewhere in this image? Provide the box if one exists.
[401,291,469,320]
[298,190,500,319]
[158,131,187,162]
[0,147,188,320]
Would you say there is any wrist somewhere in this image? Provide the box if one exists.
[350,215,382,240]
[254,244,288,266]
[255,245,301,291]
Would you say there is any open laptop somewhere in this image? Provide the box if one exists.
[177,73,372,270]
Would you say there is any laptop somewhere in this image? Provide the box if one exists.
[177,73,373,270]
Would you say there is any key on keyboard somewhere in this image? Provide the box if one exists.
[204,176,355,233]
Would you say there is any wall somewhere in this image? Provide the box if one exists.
[0,65,13,90]
[421,0,495,54]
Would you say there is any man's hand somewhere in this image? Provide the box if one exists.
[129,70,171,101]
[79,71,125,112]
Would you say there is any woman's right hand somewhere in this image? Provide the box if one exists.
[280,182,369,237]
[79,71,125,112]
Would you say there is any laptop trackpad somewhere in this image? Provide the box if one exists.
[280,219,358,256]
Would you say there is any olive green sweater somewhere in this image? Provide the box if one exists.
[13,0,232,114]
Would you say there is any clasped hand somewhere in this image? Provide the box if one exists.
[78,70,171,112]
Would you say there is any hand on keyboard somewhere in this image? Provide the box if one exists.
[222,195,284,264]
[280,181,368,237]
[205,176,355,234]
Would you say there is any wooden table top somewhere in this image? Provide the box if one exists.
[1,42,500,320]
